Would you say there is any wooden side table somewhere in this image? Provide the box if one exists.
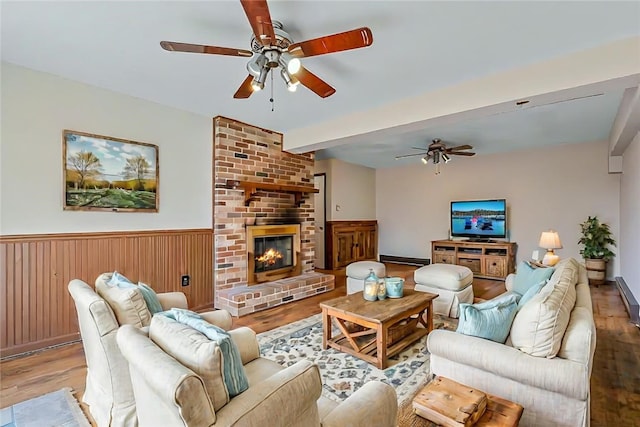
[412,376,523,427]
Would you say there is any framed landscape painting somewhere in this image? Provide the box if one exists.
[63,130,159,212]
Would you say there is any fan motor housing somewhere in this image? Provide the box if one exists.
[250,21,293,52]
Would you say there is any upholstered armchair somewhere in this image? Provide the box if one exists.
[117,315,398,427]
[68,275,232,427]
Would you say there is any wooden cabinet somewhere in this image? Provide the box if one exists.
[431,240,517,280]
[326,221,378,269]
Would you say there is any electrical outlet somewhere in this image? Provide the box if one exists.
[181,275,190,287]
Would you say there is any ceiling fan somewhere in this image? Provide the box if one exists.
[160,0,373,99]
[395,138,476,172]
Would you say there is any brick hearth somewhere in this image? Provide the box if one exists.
[213,116,334,316]
[216,272,334,317]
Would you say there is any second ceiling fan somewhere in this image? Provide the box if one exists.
[160,0,373,99]
[396,138,476,165]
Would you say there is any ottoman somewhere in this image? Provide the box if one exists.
[414,264,474,318]
[346,261,386,295]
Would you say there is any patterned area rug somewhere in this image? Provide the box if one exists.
[257,313,457,405]
[0,388,90,427]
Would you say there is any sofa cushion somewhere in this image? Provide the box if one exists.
[149,315,230,412]
[456,292,520,343]
[166,309,249,397]
[510,258,579,358]
[511,261,555,296]
[96,275,151,328]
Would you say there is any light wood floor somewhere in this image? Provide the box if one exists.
[1,263,638,427]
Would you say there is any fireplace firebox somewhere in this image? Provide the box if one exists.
[254,235,294,273]
[246,224,301,284]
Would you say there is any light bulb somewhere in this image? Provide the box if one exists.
[251,80,263,91]
[287,58,301,74]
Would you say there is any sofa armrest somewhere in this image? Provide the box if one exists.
[156,292,188,310]
[505,273,516,292]
[199,309,233,330]
[215,360,322,426]
[228,327,261,364]
[428,329,589,400]
[322,381,397,427]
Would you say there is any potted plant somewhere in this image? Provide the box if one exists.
[578,216,616,286]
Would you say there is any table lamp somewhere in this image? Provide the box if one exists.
[539,230,562,266]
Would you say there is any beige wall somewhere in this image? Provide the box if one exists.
[620,132,640,305]
[0,62,212,235]
[376,140,621,278]
[314,158,375,221]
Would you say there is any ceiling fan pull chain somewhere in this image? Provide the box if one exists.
[270,69,275,112]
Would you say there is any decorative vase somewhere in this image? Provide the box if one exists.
[385,277,404,298]
[363,269,379,301]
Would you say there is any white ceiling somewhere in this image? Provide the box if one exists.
[2,1,639,168]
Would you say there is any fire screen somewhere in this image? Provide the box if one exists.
[253,234,294,273]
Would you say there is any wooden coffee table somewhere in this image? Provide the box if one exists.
[320,289,438,369]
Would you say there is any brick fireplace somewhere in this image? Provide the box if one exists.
[213,116,334,316]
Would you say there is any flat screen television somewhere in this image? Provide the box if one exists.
[450,199,507,241]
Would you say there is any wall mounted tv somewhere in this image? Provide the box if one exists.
[450,199,507,241]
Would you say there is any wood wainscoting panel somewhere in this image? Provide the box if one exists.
[0,229,213,358]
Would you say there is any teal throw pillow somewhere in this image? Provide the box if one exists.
[456,292,519,343]
[160,308,249,397]
[517,280,547,309]
[137,282,164,314]
[512,262,554,296]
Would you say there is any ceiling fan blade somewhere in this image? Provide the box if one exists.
[449,151,476,156]
[395,152,428,159]
[240,0,276,46]
[233,75,255,99]
[445,144,473,152]
[287,27,373,58]
[296,66,336,98]
[160,41,253,57]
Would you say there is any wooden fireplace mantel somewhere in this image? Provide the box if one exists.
[225,179,319,206]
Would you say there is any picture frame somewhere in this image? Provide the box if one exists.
[63,130,159,212]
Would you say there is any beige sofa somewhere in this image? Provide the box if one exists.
[117,315,399,427]
[68,275,232,427]
[427,258,596,427]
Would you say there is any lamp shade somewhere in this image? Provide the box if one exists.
[539,231,562,250]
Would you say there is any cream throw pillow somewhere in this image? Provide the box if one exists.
[150,315,230,413]
[95,278,151,327]
[509,258,579,358]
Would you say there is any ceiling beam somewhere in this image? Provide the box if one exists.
[609,86,640,157]
[283,36,640,154]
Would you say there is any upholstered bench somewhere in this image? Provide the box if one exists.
[413,264,474,318]
[346,261,386,294]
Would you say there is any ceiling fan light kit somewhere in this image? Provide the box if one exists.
[160,0,373,99]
